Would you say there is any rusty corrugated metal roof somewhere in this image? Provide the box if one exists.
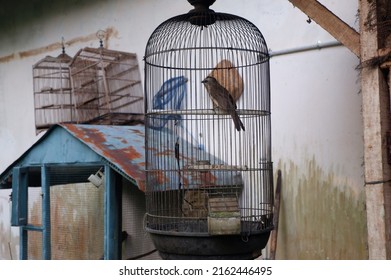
[61,124,146,191]
[0,124,147,190]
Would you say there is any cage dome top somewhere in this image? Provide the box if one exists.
[187,0,216,25]
[144,3,269,70]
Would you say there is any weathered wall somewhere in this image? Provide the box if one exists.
[0,189,19,259]
[270,44,366,259]
[122,180,160,260]
[0,0,366,259]
[276,158,367,259]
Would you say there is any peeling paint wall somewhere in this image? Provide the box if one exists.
[0,189,19,260]
[0,0,365,259]
[122,180,160,260]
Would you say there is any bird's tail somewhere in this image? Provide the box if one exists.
[231,111,245,131]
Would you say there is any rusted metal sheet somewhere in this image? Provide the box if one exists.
[61,124,146,191]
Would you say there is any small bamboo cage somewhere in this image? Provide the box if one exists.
[144,0,274,259]
[33,52,73,132]
[69,47,144,125]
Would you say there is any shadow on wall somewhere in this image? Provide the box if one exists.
[275,157,368,259]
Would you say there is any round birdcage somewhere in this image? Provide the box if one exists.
[144,0,273,259]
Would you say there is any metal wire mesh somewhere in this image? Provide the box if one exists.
[47,165,104,260]
[144,10,273,238]
[49,182,104,260]
[24,165,104,260]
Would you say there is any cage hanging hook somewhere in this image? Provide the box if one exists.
[96,29,106,48]
[61,37,66,54]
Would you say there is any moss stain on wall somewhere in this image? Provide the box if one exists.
[275,157,368,259]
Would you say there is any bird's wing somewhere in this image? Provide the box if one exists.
[215,86,237,111]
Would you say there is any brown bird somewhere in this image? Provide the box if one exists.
[201,76,245,131]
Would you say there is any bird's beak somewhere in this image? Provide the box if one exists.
[201,79,206,83]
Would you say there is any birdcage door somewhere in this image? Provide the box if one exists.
[11,166,50,259]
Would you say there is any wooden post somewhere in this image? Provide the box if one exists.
[360,0,391,259]
[269,170,282,260]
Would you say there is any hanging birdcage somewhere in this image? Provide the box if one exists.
[144,0,274,259]
[33,52,73,132]
[69,45,144,125]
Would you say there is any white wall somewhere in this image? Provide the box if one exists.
[0,0,365,259]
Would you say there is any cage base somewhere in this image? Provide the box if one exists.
[146,228,271,260]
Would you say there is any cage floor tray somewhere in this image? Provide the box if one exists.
[147,229,271,260]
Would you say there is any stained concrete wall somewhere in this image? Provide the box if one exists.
[0,189,19,259]
[0,0,366,259]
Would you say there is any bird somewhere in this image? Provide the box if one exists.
[201,76,245,131]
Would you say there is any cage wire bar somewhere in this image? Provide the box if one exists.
[144,1,273,259]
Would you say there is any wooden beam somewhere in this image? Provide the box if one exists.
[269,170,282,260]
[288,0,360,57]
[360,0,391,260]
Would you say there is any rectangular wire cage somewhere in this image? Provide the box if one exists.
[33,53,73,132]
[69,47,144,125]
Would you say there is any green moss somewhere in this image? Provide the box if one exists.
[275,158,368,259]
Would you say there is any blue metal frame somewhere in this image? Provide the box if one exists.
[104,165,121,259]
[15,165,50,259]
[12,162,123,260]
[11,167,29,260]
[11,167,28,226]
[41,165,51,259]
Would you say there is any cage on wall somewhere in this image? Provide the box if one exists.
[144,0,274,259]
[33,52,73,132]
[69,47,144,125]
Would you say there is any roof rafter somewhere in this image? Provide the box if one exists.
[288,0,360,57]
